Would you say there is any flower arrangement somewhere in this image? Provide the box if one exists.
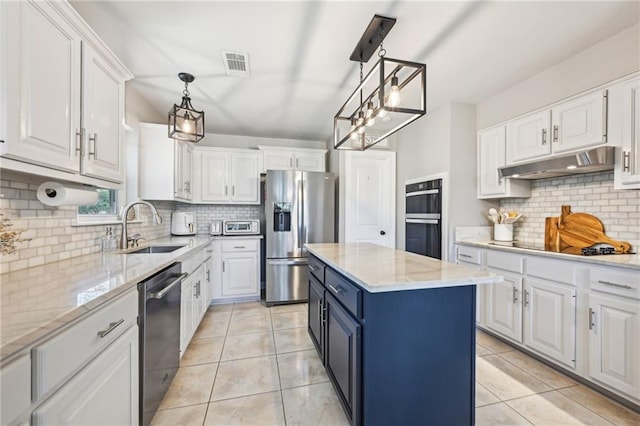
[0,214,31,255]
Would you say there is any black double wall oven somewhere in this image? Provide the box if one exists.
[405,178,442,259]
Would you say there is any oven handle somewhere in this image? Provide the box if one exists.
[406,189,439,197]
[149,273,188,300]
[406,219,439,224]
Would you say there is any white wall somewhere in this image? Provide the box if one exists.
[477,23,640,129]
[125,83,164,131]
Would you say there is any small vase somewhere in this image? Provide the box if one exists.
[494,224,513,242]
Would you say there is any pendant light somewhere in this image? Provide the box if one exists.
[168,72,205,143]
[333,15,426,150]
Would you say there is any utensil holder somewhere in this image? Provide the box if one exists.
[494,224,513,242]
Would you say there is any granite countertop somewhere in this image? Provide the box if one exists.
[456,240,640,270]
[0,236,213,363]
[305,243,501,293]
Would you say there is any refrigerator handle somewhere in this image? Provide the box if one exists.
[298,178,304,249]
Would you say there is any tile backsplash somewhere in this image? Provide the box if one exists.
[500,171,640,250]
[1,177,261,274]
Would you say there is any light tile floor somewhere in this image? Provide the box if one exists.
[152,301,640,426]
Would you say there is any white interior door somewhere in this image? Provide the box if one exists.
[344,151,396,248]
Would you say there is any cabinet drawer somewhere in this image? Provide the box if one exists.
[1,354,31,425]
[308,255,325,283]
[456,246,483,265]
[527,256,576,285]
[590,266,639,299]
[486,250,524,274]
[182,248,205,275]
[325,268,362,318]
[221,239,259,253]
[32,289,138,399]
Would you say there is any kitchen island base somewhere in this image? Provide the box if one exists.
[308,253,477,426]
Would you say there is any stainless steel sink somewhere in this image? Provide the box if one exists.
[127,245,186,254]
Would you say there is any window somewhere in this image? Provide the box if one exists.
[76,189,119,224]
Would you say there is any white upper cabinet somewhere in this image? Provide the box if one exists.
[81,43,124,182]
[611,75,640,189]
[551,90,607,153]
[477,125,531,199]
[139,123,192,202]
[258,146,326,172]
[506,110,551,163]
[1,1,131,183]
[196,148,260,204]
[2,1,82,173]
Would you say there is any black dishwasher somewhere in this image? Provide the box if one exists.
[138,262,186,426]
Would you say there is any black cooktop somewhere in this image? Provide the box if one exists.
[488,241,628,256]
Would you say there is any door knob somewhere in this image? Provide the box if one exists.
[380,230,386,235]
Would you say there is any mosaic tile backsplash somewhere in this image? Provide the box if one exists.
[500,171,640,251]
[0,177,262,274]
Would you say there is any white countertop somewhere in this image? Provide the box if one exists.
[0,236,214,362]
[456,240,640,270]
[305,243,501,293]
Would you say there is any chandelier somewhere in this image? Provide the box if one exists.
[168,72,205,143]
[333,15,426,150]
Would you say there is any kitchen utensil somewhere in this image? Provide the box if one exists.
[488,208,499,224]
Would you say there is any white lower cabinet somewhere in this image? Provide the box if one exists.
[180,264,206,356]
[32,325,138,425]
[523,278,576,367]
[487,272,523,343]
[588,293,640,399]
[212,238,261,302]
[0,355,31,425]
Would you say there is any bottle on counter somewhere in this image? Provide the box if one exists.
[102,226,116,252]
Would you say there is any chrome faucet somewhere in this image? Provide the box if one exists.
[120,201,163,249]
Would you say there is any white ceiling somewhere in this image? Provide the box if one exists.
[70,1,639,141]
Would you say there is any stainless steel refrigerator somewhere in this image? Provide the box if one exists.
[265,170,335,306]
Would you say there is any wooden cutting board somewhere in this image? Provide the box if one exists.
[556,205,632,253]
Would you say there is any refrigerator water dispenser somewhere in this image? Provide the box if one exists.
[273,202,291,232]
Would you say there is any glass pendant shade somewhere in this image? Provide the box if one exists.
[168,73,205,143]
[334,56,426,150]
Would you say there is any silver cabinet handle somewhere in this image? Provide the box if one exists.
[195,280,201,297]
[553,125,559,142]
[296,158,299,168]
[459,253,473,259]
[88,133,97,159]
[225,185,228,196]
[512,286,518,303]
[623,151,631,172]
[317,299,322,323]
[598,280,632,290]
[602,89,608,141]
[222,261,225,273]
[75,128,83,157]
[328,283,342,294]
[232,185,235,196]
[524,290,530,307]
[97,318,124,338]
[233,246,245,249]
[206,270,210,282]
[289,157,293,167]
[541,128,547,145]
[309,264,318,271]
[589,308,595,330]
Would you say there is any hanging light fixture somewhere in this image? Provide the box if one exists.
[333,15,426,150]
[168,72,205,143]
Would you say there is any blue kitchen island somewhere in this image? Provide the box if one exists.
[305,243,501,426]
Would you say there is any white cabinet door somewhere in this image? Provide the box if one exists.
[81,43,123,182]
[294,153,325,172]
[2,1,81,172]
[478,126,506,197]
[203,253,213,306]
[222,252,259,297]
[0,355,31,425]
[263,151,294,172]
[230,153,259,203]
[487,272,523,343]
[32,326,138,426]
[551,90,607,153]
[524,278,576,367]
[506,110,551,163]
[612,77,640,189]
[174,141,193,201]
[180,274,195,355]
[201,151,229,202]
[589,293,640,399]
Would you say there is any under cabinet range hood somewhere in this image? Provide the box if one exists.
[498,147,615,179]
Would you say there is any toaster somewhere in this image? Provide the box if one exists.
[171,212,197,235]
[210,220,222,235]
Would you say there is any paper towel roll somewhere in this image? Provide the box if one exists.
[36,182,99,206]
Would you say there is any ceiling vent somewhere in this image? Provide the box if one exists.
[222,51,250,77]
